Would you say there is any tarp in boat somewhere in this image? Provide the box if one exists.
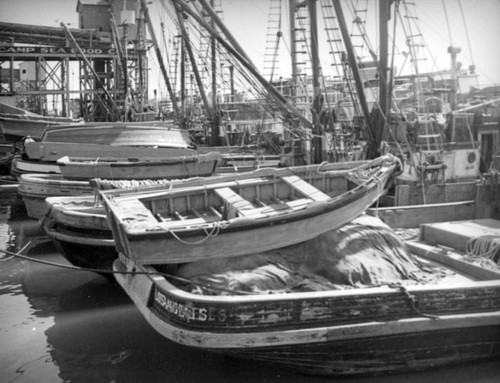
[172,215,449,295]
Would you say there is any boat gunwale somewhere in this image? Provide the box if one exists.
[45,225,115,247]
[98,158,378,198]
[56,151,221,167]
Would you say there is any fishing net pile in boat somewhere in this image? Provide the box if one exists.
[91,177,183,190]
[173,215,448,296]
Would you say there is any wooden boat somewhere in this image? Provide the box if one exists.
[18,174,94,219]
[43,195,116,274]
[112,214,500,376]
[11,121,199,178]
[56,151,220,181]
[23,120,196,161]
[41,159,375,272]
[0,101,83,141]
[102,154,399,264]
[44,220,116,274]
[10,155,62,179]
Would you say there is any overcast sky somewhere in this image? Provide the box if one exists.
[1,0,499,87]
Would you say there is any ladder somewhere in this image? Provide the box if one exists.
[263,0,283,82]
[291,2,311,110]
[319,0,371,116]
[197,0,226,90]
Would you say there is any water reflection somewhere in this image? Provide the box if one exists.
[1,207,499,383]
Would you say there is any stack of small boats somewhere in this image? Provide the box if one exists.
[16,134,500,376]
[44,156,395,272]
[15,121,221,219]
[93,151,500,376]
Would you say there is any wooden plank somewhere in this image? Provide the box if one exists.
[420,219,500,253]
[215,187,254,210]
[129,177,270,202]
[160,215,221,229]
[406,240,500,281]
[215,187,256,218]
[393,182,478,206]
[395,184,410,205]
[281,175,330,202]
[367,200,476,228]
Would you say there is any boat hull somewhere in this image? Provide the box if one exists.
[104,156,397,264]
[0,114,83,141]
[130,185,383,263]
[45,223,116,272]
[11,155,61,179]
[18,174,93,219]
[57,154,219,181]
[113,257,500,376]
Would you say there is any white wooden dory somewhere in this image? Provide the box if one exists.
[101,154,400,264]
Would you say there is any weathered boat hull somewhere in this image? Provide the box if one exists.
[0,101,83,141]
[113,181,390,263]
[43,159,390,273]
[18,174,93,219]
[113,256,500,376]
[24,141,195,162]
[44,223,116,272]
[0,117,55,141]
[57,153,220,181]
[11,155,62,179]
[11,121,198,178]
[39,121,193,148]
[103,155,399,264]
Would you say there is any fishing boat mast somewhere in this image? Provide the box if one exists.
[140,0,180,120]
[174,0,313,131]
[331,0,376,156]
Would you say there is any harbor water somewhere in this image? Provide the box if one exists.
[1,200,499,383]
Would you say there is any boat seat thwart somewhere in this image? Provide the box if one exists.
[281,175,330,201]
[215,183,318,219]
[215,187,256,218]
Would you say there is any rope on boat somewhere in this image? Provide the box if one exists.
[466,235,500,264]
[388,283,440,319]
[0,207,53,263]
[167,221,229,245]
[0,246,449,311]
[0,246,254,295]
[0,245,451,310]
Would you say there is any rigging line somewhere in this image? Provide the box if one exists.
[457,0,479,86]
[397,3,425,115]
[0,247,255,296]
[441,0,453,47]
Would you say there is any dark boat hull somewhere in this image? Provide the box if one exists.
[45,223,117,273]
[113,256,500,377]
[224,325,500,376]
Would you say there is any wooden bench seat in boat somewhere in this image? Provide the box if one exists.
[281,175,330,202]
[215,186,315,219]
[215,187,256,218]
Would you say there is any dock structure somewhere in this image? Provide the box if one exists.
[0,0,150,122]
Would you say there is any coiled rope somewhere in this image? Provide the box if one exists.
[466,235,500,264]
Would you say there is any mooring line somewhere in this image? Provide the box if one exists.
[0,246,252,295]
